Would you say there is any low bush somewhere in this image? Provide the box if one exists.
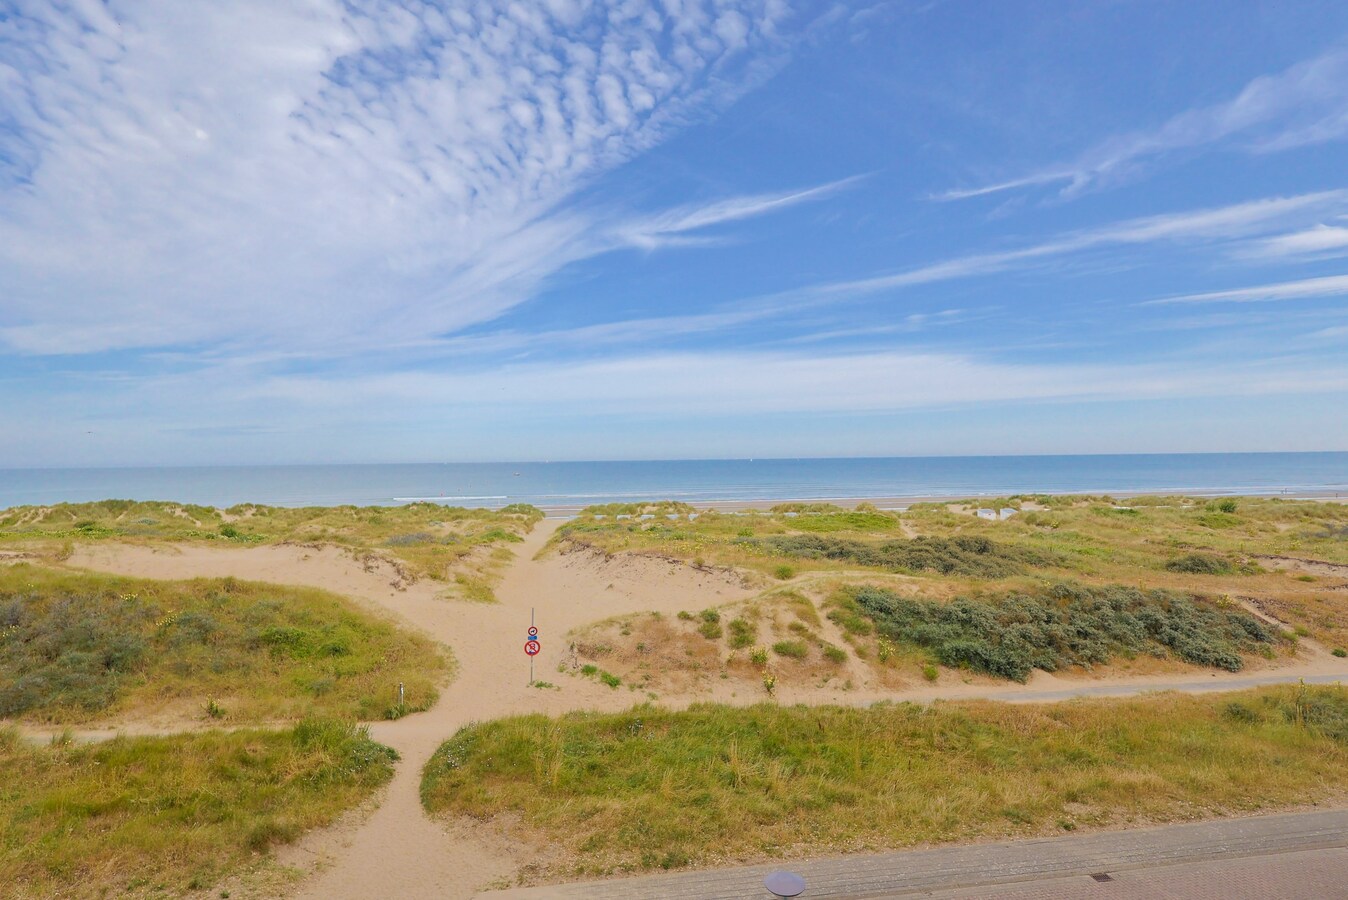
[727,618,756,649]
[822,645,848,664]
[749,534,1043,578]
[1165,553,1235,575]
[771,640,808,660]
[845,582,1275,682]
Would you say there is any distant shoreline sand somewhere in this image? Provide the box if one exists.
[532,488,1348,516]
[2,487,1345,517]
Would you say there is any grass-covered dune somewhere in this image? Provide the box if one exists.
[0,565,448,724]
[0,499,543,584]
[423,686,1348,879]
[557,495,1348,578]
[555,495,1348,647]
[1,721,395,898]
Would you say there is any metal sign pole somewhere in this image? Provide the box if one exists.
[524,609,541,686]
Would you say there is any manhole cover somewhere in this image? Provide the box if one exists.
[765,871,807,897]
[1090,873,1114,883]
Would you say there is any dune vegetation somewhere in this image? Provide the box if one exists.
[839,582,1278,681]
[422,685,1348,880]
[0,565,449,724]
[1,720,396,898]
[0,499,543,590]
[554,496,1348,648]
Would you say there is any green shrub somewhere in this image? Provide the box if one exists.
[826,595,873,636]
[772,640,808,660]
[922,663,939,682]
[750,534,1042,577]
[699,609,721,624]
[698,620,723,640]
[1334,649,1347,658]
[773,564,796,580]
[727,618,756,649]
[1165,553,1234,575]
[845,582,1274,683]
[599,671,621,689]
[1197,512,1241,529]
[822,645,848,664]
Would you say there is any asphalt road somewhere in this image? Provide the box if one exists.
[485,808,1348,899]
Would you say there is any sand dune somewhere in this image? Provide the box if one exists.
[66,522,765,897]
[60,524,1348,898]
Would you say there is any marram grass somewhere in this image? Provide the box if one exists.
[423,685,1348,878]
[0,721,396,898]
[0,565,450,724]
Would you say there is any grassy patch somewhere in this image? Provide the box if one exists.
[727,617,757,649]
[421,686,1348,878]
[847,582,1275,682]
[1,721,395,898]
[0,565,448,724]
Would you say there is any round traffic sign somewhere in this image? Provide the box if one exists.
[524,639,541,656]
[527,626,538,637]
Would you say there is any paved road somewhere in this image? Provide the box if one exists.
[485,808,1348,899]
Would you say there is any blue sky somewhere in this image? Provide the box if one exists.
[2,0,1348,466]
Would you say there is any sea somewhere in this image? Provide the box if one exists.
[1,452,1346,512]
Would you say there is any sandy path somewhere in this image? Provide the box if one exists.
[65,524,759,897]
[60,531,1348,897]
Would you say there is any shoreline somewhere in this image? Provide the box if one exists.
[2,487,1345,518]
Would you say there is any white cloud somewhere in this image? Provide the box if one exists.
[786,189,1348,300]
[0,0,813,356]
[1240,223,1348,259]
[1143,273,1348,306]
[616,175,863,250]
[940,48,1348,200]
[195,348,1348,422]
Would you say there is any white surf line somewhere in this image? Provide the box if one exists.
[392,495,509,501]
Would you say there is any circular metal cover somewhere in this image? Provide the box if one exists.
[764,871,806,898]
